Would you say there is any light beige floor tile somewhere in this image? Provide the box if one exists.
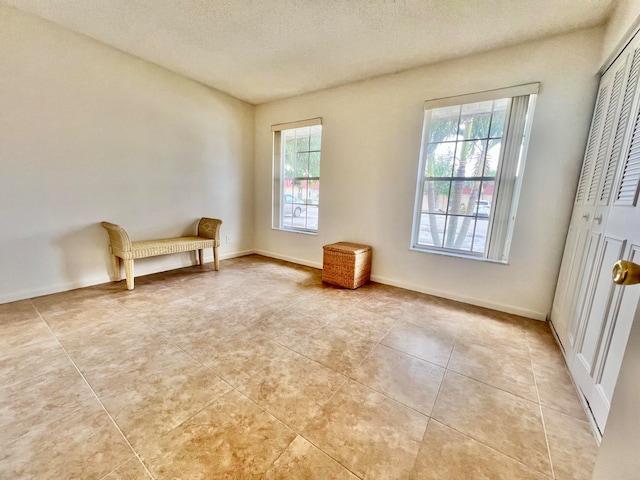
[0,366,95,446]
[448,341,538,401]
[0,299,40,324]
[459,312,531,359]
[401,296,465,333]
[235,347,346,431]
[65,333,200,393]
[432,371,552,476]
[0,339,72,388]
[411,420,550,480]
[0,401,132,480]
[202,333,291,386]
[351,344,445,415]
[101,365,232,448]
[140,390,295,478]
[543,407,598,480]
[532,360,588,420]
[102,458,153,479]
[263,435,358,479]
[288,326,378,375]
[248,311,328,348]
[0,318,54,356]
[304,380,428,480]
[381,321,456,367]
[325,305,398,341]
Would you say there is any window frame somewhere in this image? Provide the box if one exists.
[271,118,322,234]
[410,84,538,262]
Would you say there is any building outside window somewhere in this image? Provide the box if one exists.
[272,118,322,233]
[411,84,538,262]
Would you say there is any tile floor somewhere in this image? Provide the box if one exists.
[0,254,599,479]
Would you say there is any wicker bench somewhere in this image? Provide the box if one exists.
[101,217,222,290]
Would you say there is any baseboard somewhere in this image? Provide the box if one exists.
[0,249,256,305]
[369,273,547,320]
[253,249,322,270]
[0,274,112,305]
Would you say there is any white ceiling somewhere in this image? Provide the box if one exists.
[5,0,617,104]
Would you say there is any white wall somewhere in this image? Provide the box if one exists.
[254,28,604,319]
[0,4,255,303]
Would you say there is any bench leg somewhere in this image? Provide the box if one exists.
[124,259,135,290]
[110,254,121,281]
[214,246,219,271]
[198,248,204,266]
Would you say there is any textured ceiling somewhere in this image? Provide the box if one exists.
[4,0,617,104]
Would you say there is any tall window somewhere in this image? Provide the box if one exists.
[272,118,322,233]
[412,84,538,262]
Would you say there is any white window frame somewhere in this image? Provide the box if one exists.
[272,118,322,234]
[411,84,538,262]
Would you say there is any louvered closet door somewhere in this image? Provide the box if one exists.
[551,61,620,350]
[570,42,640,433]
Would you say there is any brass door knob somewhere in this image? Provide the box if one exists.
[612,260,640,285]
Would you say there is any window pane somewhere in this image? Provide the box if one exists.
[309,152,321,177]
[425,142,456,177]
[448,180,479,215]
[490,99,509,138]
[417,213,445,248]
[483,138,502,176]
[441,215,471,250]
[472,217,489,253]
[422,181,450,213]
[296,129,310,152]
[310,126,322,149]
[455,140,487,177]
[308,179,320,205]
[429,105,460,143]
[295,152,309,177]
[458,101,493,139]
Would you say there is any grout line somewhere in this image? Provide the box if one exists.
[29,299,157,480]
[427,418,554,479]
[525,327,556,480]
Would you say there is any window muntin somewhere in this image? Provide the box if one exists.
[272,120,321,233]
[412,86,537,261]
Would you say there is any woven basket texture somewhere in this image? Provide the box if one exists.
[322,242,372,289]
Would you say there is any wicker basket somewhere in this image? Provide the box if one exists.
[322,242,372,289]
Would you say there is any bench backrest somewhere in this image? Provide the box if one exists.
[197,217,222,243]
[101,221,132,254]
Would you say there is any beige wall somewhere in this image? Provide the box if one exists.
[254,28,603,319]
[0,4,255,303]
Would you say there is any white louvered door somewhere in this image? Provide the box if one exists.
[551,33,640,434]
[551,62,620,352]
[570,44,640,431]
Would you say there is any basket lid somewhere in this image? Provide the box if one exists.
[323,242,371,254]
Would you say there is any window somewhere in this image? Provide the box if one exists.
[272,118,322,233]
[411,84,538,262]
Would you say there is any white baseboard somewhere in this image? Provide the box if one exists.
[253,249,322,270]
[0,249,257,305]
[370,273,546,320]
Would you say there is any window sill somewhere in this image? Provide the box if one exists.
[273,227,318,236]
[409,245,508,265]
